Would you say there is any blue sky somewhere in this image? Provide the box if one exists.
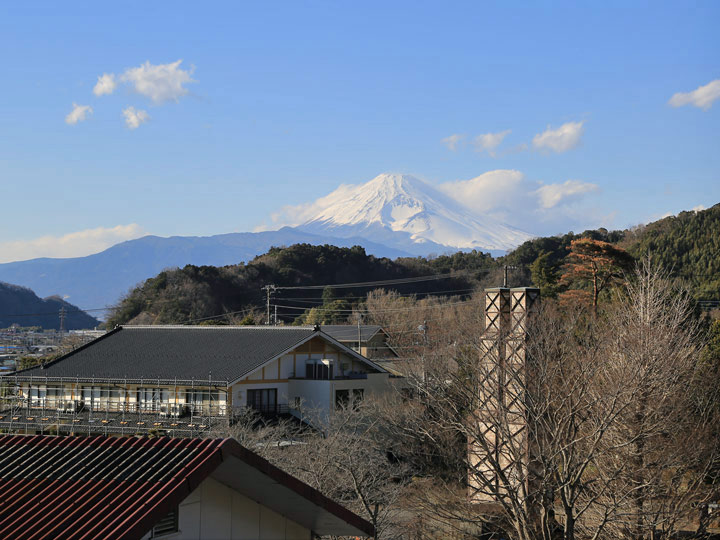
[1,1,718,262]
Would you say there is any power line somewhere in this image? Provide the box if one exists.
[180,306,259,325]
[273,310,481,331]
[279,287,480,302]
[0,307,112,319]
[271,299,474,314]
[270,271,478,291]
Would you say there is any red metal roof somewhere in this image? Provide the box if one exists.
[0,435,374,539]
[0,435,222,540]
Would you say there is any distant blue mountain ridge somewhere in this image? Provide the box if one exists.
[0,227,425,316]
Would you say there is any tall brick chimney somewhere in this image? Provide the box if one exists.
[468,286,539,503]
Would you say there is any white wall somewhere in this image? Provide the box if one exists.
[141,476,311,540]
[288,373,394,423]
[279,354,294,379]
[287,379,332,419]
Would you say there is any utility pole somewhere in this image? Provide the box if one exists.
[503,265,519,288]
[418,320,428,385]
[59,307,66,336]
[261,285,277,325]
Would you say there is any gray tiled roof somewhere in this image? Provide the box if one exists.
[321,325,383,342]
[18,326,317,383]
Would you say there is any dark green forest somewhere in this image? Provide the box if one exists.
[0,282,100,330]
[108,203,720,326]
[107,244,495,327]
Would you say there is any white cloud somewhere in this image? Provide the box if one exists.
[65,103,93,125]
[668,79,720,111]
[441,134,465,151]
[0,224,146,263]
[93,73,117,96]
[532,121,585,153]
[438,171,602,234]
[255,184,358,231]
[123,106,150,129]
[120,60,195,104]
[472,129,511,157]
[438,170,526,212]
[692,204,706,212]
[534,180,599,209]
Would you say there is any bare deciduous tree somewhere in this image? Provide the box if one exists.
[370,262,720,540]
[272,404,410,539]
[208,262,720,540]
[209,404,410,540]
[589,261,720,539]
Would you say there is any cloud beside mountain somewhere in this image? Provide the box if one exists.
[437,170,526,212]
[534,180,599,209]
[0,224,146,263]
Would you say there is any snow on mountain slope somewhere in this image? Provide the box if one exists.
[297,173,533,252]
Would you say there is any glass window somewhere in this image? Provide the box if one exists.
[247,389,277,412]
[186,389,210,403]
[305,361,333,380]
[137,387,161,410]
[210,390,227,404]
[335,388,364,409]
[335,389,350,408]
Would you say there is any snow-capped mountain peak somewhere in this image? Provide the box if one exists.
[297,173,532,252]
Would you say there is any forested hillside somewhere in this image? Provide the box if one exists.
[107,244,498,327]
[623,204,720,299]
[0,282,100,329]
[107,204,720,326]
[503,203,720,301]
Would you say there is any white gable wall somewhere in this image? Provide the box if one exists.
[141,476,311,540]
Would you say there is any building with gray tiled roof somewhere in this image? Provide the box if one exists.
[1,325,400,436]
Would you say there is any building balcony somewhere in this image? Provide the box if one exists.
[233,404,291,418]
[15,398,228,418]
[289,372,368,381]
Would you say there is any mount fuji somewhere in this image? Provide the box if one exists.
[295,173,533,255]
[0,173,534,313]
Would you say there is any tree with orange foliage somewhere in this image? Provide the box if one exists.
[559,238,634,313]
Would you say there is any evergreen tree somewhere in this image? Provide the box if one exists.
[559,238,634,314]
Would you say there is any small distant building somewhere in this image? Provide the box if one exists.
[0,325,401,436]
[69,329,106,339]
[0,434,374,539]
[321,324,398,359]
